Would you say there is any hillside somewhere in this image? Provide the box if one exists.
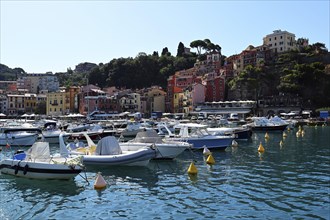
[0,64,26,80]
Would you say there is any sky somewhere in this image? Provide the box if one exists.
[1,1,329,73]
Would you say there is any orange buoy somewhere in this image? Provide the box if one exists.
[206,154,215,165]
[94,172,107,190]
[187,162,198,175]
[258,142,265,153]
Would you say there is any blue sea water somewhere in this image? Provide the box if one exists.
[0,126,329,219]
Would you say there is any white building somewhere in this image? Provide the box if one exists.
[263,30,296,53]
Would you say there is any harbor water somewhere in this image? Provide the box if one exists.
[0,126,329,219]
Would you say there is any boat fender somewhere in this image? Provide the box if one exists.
[14,165,19,175]
[23,164,29,175]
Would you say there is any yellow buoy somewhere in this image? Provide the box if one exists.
[94,172,107,190]
[258,142,265,153]
[232,140,238,147]
[282,132,287,138]
[187,162,198,175]
[203,146,211,156]
[280,140,284,148]
[206,154,215,165]
[296,130,301,137]
[287,127,291,131]
[265,132,270,139]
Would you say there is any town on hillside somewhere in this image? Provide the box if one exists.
[0,30,329,120]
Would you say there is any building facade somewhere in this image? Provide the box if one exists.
[46,91,68,116]
[263,29,296,53]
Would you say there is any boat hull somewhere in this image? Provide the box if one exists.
[187,136,234,150]
[120,142,189,159]
[82,148,156,166]
[207,127,252,141]
[0,133,39,147]
[166,136,234,150]
[42,133,70,144]
[0,159,82,180]
[251,124,288,132]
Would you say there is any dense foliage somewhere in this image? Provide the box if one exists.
[55,42,198,89]
[228,43,330,108]
[0,64,25,80]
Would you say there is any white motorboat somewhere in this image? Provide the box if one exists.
[61,134,156,166]
[207,126,252,141]
[158,123,234,150]
[42,129,71,144]
[120,130,191,159]
[40,121,71,144]
[0,141,83,180]
[0,128,40,147]
[117,121,145,137]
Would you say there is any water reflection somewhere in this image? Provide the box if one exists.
[0,174,84,196]
[85,165,160,190]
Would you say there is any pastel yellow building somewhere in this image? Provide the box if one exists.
[46,91,69,116]
[24,93,37,113]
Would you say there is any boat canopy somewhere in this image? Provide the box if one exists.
[26,142,51,162]
[133,130,163,143]
[95,136,122,155]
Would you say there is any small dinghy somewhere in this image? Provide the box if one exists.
[0,141,83,180]
[82,136,156,166]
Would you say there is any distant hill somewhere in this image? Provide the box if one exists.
[0,64,26,81]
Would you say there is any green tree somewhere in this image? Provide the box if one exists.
[161,47,169,56]
[190,40,207,56]
[177,42,185,57]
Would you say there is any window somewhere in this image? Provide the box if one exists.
[275,37,277,40]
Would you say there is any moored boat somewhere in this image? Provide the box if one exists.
[0,128,40,147]
[159,123,234,150]
[0,141,83,180]
[120,130,191,159]
[64,135,156,166]
[247,116,289,132]
[207,126,252,141]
